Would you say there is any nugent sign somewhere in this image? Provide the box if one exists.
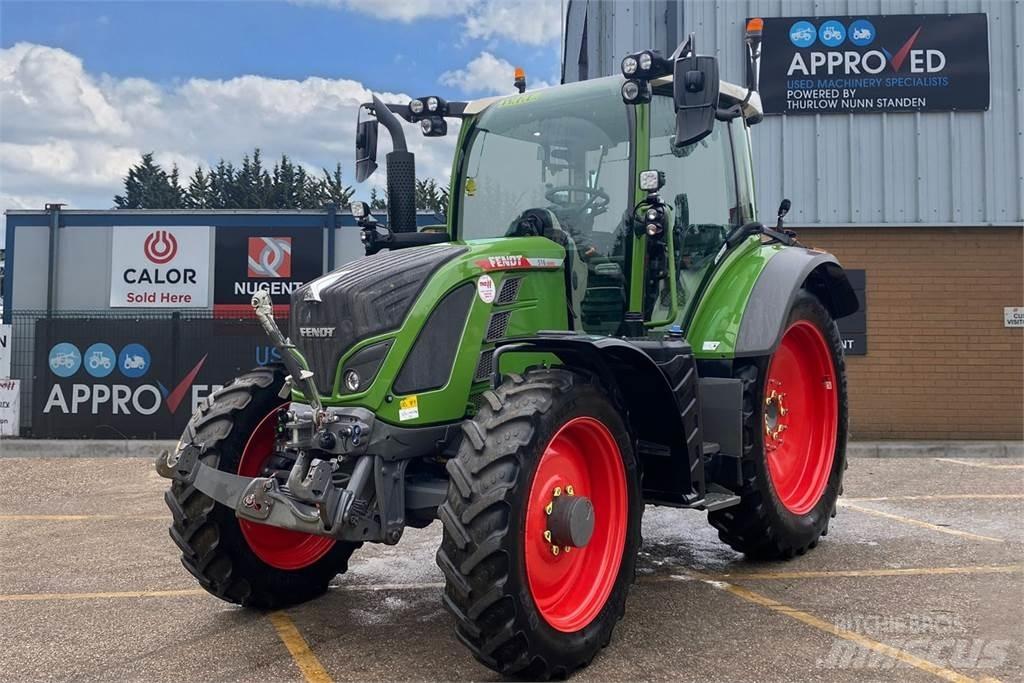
[110,227,211,307]
[756,13,989,115]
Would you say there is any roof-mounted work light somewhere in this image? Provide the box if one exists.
[621,78,652,105]
[407,96,448,121]
[620,50,672,80]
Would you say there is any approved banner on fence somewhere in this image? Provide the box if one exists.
[0,379,19,437]
[756,13,990,115]
[110,227,212,307]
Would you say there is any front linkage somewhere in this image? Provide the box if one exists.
[156,291,452,546]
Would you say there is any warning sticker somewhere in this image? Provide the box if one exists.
[399,395,419,421]
[477,275,496,303]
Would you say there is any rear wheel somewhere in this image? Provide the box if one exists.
[437,368,642,679]
[164,366,360,608]
[709,290,848,559]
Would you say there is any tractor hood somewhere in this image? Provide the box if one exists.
[290,244,468,393]
[290,238,568,401]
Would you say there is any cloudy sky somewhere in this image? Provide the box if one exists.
[0,0,563,221]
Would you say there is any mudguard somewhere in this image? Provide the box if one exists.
[735,247,858,358]
[687,239,858,360]
[492,332,704,506]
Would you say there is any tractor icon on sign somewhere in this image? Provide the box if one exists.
[88,351,113,371]
[821,25,843,42]
[791,26,814,43]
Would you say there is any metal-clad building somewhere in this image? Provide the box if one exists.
[564,0,1023,440]
[563,0,1023,228]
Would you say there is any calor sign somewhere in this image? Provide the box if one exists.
[110,226,211,307]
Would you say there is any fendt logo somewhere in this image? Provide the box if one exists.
[143,230,178,264]
[299,327,336,338]
[248,237,292,278]
[787,21,945,77]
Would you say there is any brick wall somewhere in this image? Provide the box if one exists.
[799,227,1023,440]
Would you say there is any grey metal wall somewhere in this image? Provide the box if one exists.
[563,0,1024,228]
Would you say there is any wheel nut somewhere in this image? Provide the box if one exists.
[545,501,553,515]
[566,485,574,496]
[563,546,571,553]
[553,486,562,497]
[551,545,560,556]
[543,529,552,542]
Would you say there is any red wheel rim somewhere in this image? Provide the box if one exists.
[764,320,838,515]
[237,404,336,570]
[525,417,628,633]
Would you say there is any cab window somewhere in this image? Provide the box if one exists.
[649,94,739,323]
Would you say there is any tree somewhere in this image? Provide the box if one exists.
[320,163,355,208]
[113,153,184,208]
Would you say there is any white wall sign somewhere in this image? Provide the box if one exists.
[0,324,10,378]
[110,227,211,307]
[1005,307,1024,328]
[0,379,19,436]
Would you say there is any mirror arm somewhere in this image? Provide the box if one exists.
[370,95,408,153]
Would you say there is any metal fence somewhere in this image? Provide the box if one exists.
[10,309,288,437]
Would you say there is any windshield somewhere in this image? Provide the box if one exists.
[457,77,630,255]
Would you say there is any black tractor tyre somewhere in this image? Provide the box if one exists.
[437,368,643,679]
[709,290,848,560]
[164,366,360,608]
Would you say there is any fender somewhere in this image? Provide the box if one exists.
[735,246,858,358]
[492,333,704,506]
[687,239,858,359]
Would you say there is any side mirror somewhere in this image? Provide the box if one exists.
[355,112,378,183]
[672,54,719,148]
[776,198,791,229]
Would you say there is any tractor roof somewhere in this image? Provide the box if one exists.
[463,74,763,122]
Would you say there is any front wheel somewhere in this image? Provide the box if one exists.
[164,367,360,608]
[437,368,642,679]
[709,289,848,559]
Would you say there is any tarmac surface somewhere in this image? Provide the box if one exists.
[1,454,1022,682]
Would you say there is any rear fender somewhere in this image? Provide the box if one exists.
[735,248,858,358]
[492,333,704,505]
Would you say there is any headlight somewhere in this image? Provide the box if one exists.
[645,207,660,222]
[350,201,369,219]
[409,99,424,115]
[426,96,439,112]
[621,55,638,76]
[344,370,361,393]
[646,223,661,236]
[420,119,433,134]
[639,51,653,71]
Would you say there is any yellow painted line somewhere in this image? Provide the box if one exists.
[0,588,205,602]
[681,571,990,683]
[845,494,1024,502]
[0,514,166,521]
[935,458,1024,470]
[709,564,1023,581]
[268,612,333,683]
[840,502,1004,543]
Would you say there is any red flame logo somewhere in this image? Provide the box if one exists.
[143,230,178,264]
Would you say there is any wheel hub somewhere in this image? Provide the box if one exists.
[764,384,790,451]
[545,485,594,552]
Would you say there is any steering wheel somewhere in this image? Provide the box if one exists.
[544,186,610,219]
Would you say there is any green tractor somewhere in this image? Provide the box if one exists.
[158,27,857,678]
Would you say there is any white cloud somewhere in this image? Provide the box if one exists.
[293,0,561,45]
[463,1,562,47]
[0,42,459,210]
[440,51,553,96]
[292,0,476,22]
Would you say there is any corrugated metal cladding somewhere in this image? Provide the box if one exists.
[562,0,1023,227]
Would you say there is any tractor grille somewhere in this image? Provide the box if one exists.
[485,310,512,342]
[474,350,494,383]
[496,277,522,305]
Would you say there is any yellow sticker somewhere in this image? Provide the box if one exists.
[499,93,540,107]
[465,177,477,196]
[399,395,419,421]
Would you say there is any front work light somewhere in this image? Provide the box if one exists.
[639,169,666,192]
[426,96,439,112]
[621,79,652,104]
[420,116,448,137]
[622,50,672,80]
[409,99,425,115]
[350,201,370,219]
